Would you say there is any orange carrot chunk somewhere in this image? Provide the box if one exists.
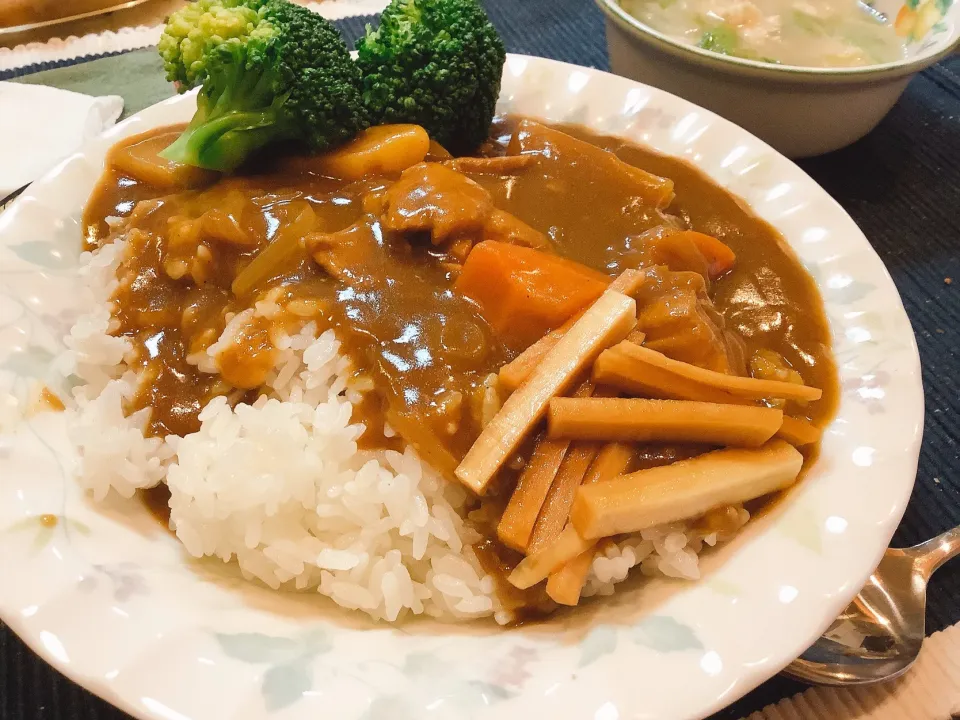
[455,241,611,348]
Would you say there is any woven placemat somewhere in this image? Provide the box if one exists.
[1,1,959,718]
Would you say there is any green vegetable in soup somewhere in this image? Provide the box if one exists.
[697,25,740,54]
[623,0,907,68]
[696,25,778,62]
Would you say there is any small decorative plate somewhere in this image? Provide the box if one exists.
[0,55,923,720]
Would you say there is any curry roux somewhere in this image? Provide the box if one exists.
[83,117,838,609]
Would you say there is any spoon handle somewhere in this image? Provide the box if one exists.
[910,525,960,580]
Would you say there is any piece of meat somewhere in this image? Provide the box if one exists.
[380,162,551,251]
[484,210,552,250]
[509,119,675,210]
[305,218,391,285]
[635,226,713,286]
[634,265,746,375]
[382,162,495,243]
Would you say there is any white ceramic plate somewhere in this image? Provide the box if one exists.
[0,55,923,720]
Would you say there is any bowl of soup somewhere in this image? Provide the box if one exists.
[596,0,960,156]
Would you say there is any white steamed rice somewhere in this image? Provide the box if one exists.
[63,234,747,623]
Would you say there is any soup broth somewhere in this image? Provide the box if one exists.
[620,0,907,67]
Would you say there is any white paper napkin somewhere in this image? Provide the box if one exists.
[0,82,123,197]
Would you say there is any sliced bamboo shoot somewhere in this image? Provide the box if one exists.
[582,442,635,486]
[527,441,599,554]
[456,290,637,494]
[570,439,803,539]
[498,270,646,393]
[547,538,620,605]
[499,324,569,393]
[497,438,570,551]
[593,342,743,404]
[548,398,783,447]
[545,444,634,603]
[497,383,595,551]
[777,415,822,446]
[508,523,591,589]
[546,548,595,605]
[607,269,648,295]
[595,341,822,403]
[508,442,633,592]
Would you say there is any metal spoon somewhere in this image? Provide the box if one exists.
[783,525,960,685]
[857,0,889,23]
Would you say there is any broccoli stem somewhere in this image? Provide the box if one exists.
[160,61,289,172]
[160,109,279,171]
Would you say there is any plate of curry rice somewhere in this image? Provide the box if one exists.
[0,48,921,720]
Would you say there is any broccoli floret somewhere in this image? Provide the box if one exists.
[159,0,368,172]
[159,0,268,88]
[355,0,506,154]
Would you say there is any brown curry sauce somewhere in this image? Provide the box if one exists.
[83,117,838,614]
